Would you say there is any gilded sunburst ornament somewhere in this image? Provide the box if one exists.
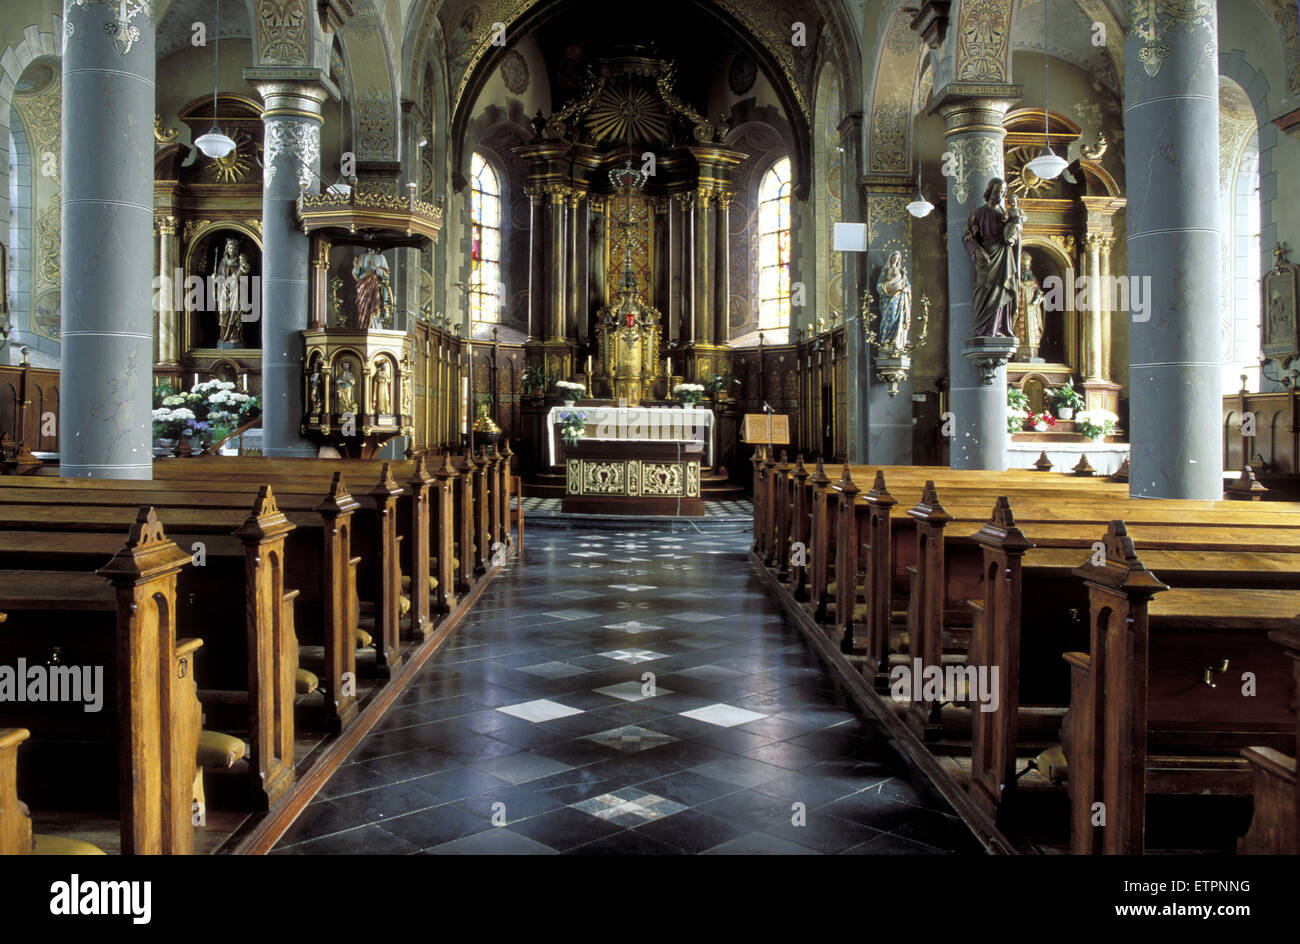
[1005,145,1052,197]
[586,85,669,145]
[202,130,255,184]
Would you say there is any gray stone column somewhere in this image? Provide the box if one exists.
[863,187,913,463]
[60,0,156,479]
[250,78,327,457]
[932,84,1020,471]
[1125,0,1221,499]
[157,215,180,364]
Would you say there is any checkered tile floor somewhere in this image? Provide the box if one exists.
[273,530,983,855]
[519,496,752,518]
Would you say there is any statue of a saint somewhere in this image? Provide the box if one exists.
[336,360,358,414]
[400,353,413,414]
[1014,252,1046,360]
[962,178,1023,338]
[213,237,251,345]
[876,251,912,352]
[372,360,393,414]
[352,248,393,329]
[308,366,324,414]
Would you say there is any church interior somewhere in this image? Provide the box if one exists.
[0,0,1299,866]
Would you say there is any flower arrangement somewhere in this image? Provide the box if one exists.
[1074,409,1118,441]
[558,409,587,445]
[1051,379,1085,417]
[555,380,585,402]
[673,382,705,405]
[151,379,262,445]
[1026,411,1056,431]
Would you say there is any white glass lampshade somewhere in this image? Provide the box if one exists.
[906,195,934,218]
[1025,148,1069,180]
[195,127,236,159]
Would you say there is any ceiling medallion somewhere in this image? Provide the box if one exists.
[202,130,255,184]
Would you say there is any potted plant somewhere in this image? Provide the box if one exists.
[1051,378,1084,420]
[673,382,705,406]
[1007,386,1029,434]
[558,409,587,446]
[705,373,729,402]
[1075,408,1118,442]
[555,380,585,406]
[521,365,551,402]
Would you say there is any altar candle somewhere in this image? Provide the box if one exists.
[586,355,592,374]
[667,357,672,377]
[241,373,248,391]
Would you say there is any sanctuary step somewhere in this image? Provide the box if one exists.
[523,465,745,500]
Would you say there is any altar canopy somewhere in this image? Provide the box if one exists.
[546,405,715,467]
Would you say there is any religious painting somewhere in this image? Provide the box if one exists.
[1262,246,1299,362]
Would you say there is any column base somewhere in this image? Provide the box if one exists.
[1082,379,1121,415]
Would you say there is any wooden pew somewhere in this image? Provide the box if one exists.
[0,508,202,854]
[0,477,363,743]
[1239,623,1299,854]
[1063,523,1300,854]
[0,727,32,854]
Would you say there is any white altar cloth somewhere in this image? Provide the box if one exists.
[548,405,715,467]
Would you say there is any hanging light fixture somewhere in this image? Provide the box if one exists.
[194,0,236,159]
[1025,6,1068,180]
[906,114,933,217]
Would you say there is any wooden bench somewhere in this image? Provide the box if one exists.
[0,508,202,854]
[1063,523,1300,853]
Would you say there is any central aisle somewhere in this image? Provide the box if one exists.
[274,530,983,854]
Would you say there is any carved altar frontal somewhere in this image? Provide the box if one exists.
[562,440,705,517]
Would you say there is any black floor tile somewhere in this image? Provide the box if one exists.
[278,528,982,855]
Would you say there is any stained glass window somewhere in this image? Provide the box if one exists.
[758,156,792,344]
[470,152,501,332]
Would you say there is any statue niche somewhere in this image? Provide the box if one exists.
[186,228,262,350]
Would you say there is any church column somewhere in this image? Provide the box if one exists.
[250,78,328,457]
[1125,0,1221,499]
[524,186,548,341]
[60,0,156,479]
[547,185,567,340]
[693,192,713,347]
[157,216,180,365]
[713,192,731,345]
[566,191,582,341]
[862,185,912,463]
[1100,237,1114,378]
[1083,233,1104,380]
[932,85,1021,471]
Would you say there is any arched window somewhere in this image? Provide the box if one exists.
[1218,77,1261,393]
[758,156,792,344]
[469,152,502,332]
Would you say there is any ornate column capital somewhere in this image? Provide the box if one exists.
[154,214,177,237]
[930,83,1023,136]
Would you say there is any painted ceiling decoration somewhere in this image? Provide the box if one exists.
[867,6,927,175]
